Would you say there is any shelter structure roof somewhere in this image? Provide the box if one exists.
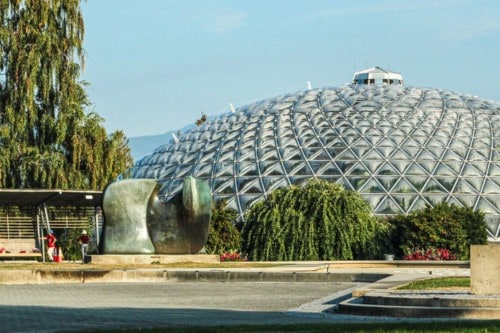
[0,189,102,207]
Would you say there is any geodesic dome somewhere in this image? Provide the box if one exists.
[131,70,500,241]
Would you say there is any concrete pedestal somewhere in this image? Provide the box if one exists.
[471,243,500,295]
[90,254,220,265]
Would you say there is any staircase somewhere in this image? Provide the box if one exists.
[332,290,500,319]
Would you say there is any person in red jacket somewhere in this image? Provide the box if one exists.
[42,230,57,261]
[78,230,90,263]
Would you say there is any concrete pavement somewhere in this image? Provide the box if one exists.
[0,262,472,332]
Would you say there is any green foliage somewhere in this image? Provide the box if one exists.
[241,178,380,261]
[388,202,488,259]
[57,228,83,262]
[205,200,241,254]
[0,0,133,190]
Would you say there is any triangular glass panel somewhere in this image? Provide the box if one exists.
[411,134,428,146]
[390,194,416,213]
[446,196,463,208]
[468,150,488,162]
[462,164,484,177]
[350,177,369,191]
[193,164,213,177]
[362,149,384,161]
[360,178,386,194]
[351,145,372,159]
[219,150,234,162]
[466,177,483,192]
[454,179,479,194]
[173,164,194,178]
[377,147,395,159]
[318,162,342,176]
[349,162,370,176]
[360,160,384,173]
[260,150,279,161]
[417,150,439,161]
[391,178,417,194]
[402,147,420,159]
[390,160,411,173]
[424,194,447,205]
[374,196,400,214]
[409,196,430,211]
[454,194,477,208]
[335,149,358,161]
[214,181,236,195]
[237,162,259,177]
[284,160,302,173]
[377,163,398,176]
[488,163,500,177]
[265,177,289,192]
[476,198,497,214]
[423,179,447,193]
[443,161,462,174]
[434,163,457,177]
[366,135,383,146]
[483,179,500,194]
[484,194,500,211]
[238,194,262,211]
[378,176,399,191]
[289,163,312,176]
[309,160,332,174]
[238,178,264,194]
[435,177,456,192]
[214,163,234,177]
[432,135,449,147]
[262,163,286,176]
[286,176,310,187]
[336,177,355,191]
[309,149,331,161]
[417,161,436,174]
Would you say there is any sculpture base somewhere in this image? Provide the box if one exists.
[90,254,220,265]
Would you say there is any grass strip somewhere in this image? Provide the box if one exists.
[397,276,470,290]
[68,321,500,333]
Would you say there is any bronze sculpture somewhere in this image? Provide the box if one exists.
[101,176,211,254]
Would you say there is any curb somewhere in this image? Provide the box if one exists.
[0,269,390,285]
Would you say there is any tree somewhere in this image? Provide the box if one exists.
[0,0,132,189]
[241,178,380,261]
[205,199,241,254]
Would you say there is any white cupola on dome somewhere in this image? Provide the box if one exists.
[352,66,403,85]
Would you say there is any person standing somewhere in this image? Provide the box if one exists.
[78,230,90,263]
[42,230,57,262]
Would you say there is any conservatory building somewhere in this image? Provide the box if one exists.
[132,67,500,241]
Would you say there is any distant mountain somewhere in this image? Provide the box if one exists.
[128,131,172,161]
[128,124,196,162]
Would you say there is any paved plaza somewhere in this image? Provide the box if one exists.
[0,281,365,332]
[0,265,475,332]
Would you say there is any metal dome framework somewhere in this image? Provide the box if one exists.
[132,84,500,241]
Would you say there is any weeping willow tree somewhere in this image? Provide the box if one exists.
[241,178,380,261]
[0,0,132,189]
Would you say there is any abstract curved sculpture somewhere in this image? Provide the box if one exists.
[101,176,211,254]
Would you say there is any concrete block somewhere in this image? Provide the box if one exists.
[0,270,37,284]
[471,243,500,295]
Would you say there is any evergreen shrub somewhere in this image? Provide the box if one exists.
[205,200,241,255]
[388,202,488,260]
[240,178,380,261]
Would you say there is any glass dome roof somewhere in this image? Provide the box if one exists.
[131,81,500,241]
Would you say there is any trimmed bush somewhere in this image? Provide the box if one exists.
[388,202,488,260]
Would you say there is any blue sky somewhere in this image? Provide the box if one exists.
[81,0,500,138]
